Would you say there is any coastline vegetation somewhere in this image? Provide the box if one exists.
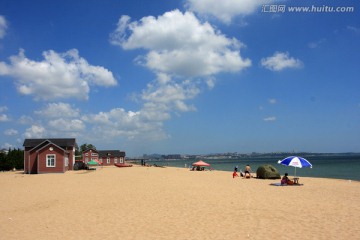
[0,148,24,171]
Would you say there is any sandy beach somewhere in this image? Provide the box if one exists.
[1,166,359,240]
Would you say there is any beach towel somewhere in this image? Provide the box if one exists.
[270,183,304,186]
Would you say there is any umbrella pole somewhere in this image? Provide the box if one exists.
[294,167,297,178]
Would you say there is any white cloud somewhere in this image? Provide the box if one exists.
[264,116,276,121]
[0,15,7,39]
[4,129,18,136]
[23,125,46,138]
[110,10,251,77]
[141,79,199,113]
[79,77,200,141]
[206,78,215,89]
[261,52,303,71]
[18,115,34,125]
[35,102,80,118]
[82,107,168,141]
[185,0,272,24]
[107,10,251,142]
[48,118,85,132]
[0,106,9,121]
[268,98,277,104]
[0,49,117,101]
[308,39,326,49]
[0,114,9,121]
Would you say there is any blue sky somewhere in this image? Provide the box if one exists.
[0,0,359,156]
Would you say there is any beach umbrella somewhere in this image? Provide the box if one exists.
[87,160,99,166]
[94,159,102,165]
[278,156,312,177]
[192,160,210,167]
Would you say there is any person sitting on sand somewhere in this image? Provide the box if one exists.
[281,173,294,185]
[244,164,252,178]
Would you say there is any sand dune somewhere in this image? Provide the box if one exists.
[1,166,359,240]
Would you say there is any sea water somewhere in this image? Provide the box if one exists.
[144,155,360,181]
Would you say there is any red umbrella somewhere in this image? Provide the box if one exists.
[192,160,210,167]
[94,159,103,165]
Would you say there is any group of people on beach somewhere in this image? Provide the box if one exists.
[232,164,298,185]
[233,164,252,178]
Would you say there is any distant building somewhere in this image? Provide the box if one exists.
[23,138,77,174]
[82,148,126,166]
[162,154,182,160]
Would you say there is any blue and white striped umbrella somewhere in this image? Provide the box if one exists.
[278,156,312,177]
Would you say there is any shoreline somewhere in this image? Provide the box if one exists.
[131,163,360,182]
[1,166,359,240]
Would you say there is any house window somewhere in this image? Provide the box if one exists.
[120,158,124,164]
[85,153,88,156]
[65,157,69,166]
[100,158,103,163]
[114,157,118,163]
[107,157,110,164]
[91,153,98,156]
[46,154,56,167]
[85,157,88,163]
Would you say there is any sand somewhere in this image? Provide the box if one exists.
[1,165,360,240]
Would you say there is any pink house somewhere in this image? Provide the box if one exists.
[23,138,77,174]
[82,148,126,166]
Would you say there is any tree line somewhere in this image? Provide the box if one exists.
[0,148,24,171]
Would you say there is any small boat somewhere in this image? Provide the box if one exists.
[114,163,133,168]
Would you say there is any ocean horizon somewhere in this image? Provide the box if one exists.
[140,154,360,181]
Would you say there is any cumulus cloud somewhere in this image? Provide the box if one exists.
[0,15,7,39]
[0,114,10,122]
[261,52,303,71]
[0,49,117,101]
[4,129,18,136]
[18,115,34,125]
[35,102,80,118]
[23,125,46,138]
[107,10,252,142]
[82,107,168,141]
[79,76,200,141]
[48,118,85,132]
[110,10,251,77]
[141,79,199,113]
[186,0,272,23]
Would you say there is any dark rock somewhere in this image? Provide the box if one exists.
[256,165,281,179]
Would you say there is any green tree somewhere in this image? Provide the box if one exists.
[0,148,23,171]
[74,143,96,156]
[0,152,9,171]
[4,148,24,170]
[79,143,96,153]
